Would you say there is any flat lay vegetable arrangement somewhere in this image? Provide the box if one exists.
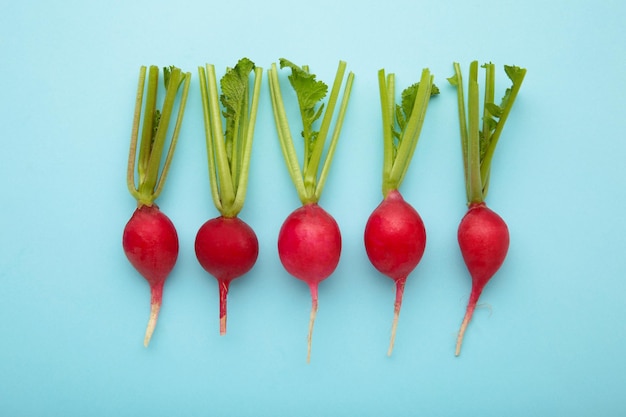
[122,58,525,359]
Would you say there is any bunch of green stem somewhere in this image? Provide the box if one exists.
[267,59,355,205]
[127,66,191,207]
[448,61,526,205]
[379,68,437,197]
[198,59,263,217]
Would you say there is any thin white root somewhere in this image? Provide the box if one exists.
[219,315,227,336]
[306,302,318,363]
[387,309,400,357]
[144,302,161,347]
[455,309,472,356]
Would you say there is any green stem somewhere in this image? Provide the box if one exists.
[138,68,182,201]
[127,66,146,202]
[269,61,353,205]
[198,63,261,218]
[380,68,436,196]
[152,72,191,201]
[303,61,347,200]
[388,68,434,190]
[205,64,236,210]
[379,70,395,196]
[450,61,526,204]
[231,66,263,215]
[480,66,527,195]
[450,63,470,202]
[314,70,354,200]
[467,61,483,204]
[268,63,308,204]
[481,63,496,196]
[137,66,159,186]
[128,66,190,207]
[231,81,248,190]
[198,65,223,214]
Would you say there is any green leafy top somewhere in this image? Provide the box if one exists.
[379,68,438,196]
[127,65,191,207]
[198,57,263,218]
[448,61,526,204]
[268,59,355,205]
[280,59,328,158]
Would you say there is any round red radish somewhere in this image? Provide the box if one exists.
[364,189,426,355]
[364,190,426,281]
[195,216,259,335]
[122,204,179,347]
[455,202,509,355]
[277,203,341,362]
[278,203,341,285]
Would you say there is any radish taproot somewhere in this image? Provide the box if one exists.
[268,59,354,362]
[364,68,438,356]
[448,61,526,356]
[195,58,262,335]
[123,65,191,347]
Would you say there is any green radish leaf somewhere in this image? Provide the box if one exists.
[163,66,172,88]
[220,58,255,121]
[279,58,329,158]
[164,65,187,89]
[401,83,419,122]
[401,83,440,122]
[279,59,328,109]
[219,57,256,160]
[485,103,503,118]
[479,131,488,160]
[395,104,406,132]
[152,110,161,141]
[505,65,526,84]
[483,116,498,132]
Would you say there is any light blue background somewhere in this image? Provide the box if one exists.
[1,0,625,415]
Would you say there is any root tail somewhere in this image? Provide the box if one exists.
[144,301,161,347]
[455,286,483,356]
[307,284,319,363]
[387,278,406,357]
[219,280,230,336]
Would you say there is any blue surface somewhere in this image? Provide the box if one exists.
[2,0,626,415]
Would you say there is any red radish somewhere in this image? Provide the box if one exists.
[268,59,354,362]
[195,217,259,334]
[448,61,526,355]
[456,203,509,354]
[278,204,341,283]
[195,59,262,334]
[278,204,341,357]
[364,68,437,355]
[124,65,191,346]
[123,205,179,346]
[364,191,427,355]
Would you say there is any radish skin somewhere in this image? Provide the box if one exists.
[195,216,259,335]
[278,203,342,363]
[123,205,179,347]
[364,190,426,355]
[455,203,509,355]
